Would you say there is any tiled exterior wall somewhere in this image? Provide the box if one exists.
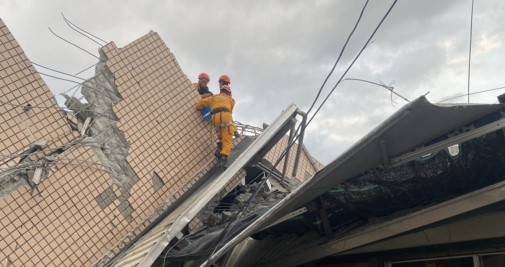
[0,21,218,266]
[1,146,115,266]
[99,30,218,223]
[0,18,322,267]
[264,134,322,182]
[0,18,77,174]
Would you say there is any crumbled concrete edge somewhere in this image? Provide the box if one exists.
[1,48,139,211]
[0,160,39,199]
[80,49,139,187]
[0,133,83,200]
[0,48,137,199]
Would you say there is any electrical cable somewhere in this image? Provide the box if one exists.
[0,99,118,121]
[203,140,296,267]
[57,63,98,103]
[162,236,187,267]
[30,61,87,81]
[37,71,85,84]
[16,54,95,110]
[0,115,130,178]
[343,78,409,103]
[0,142,118,180]
[59,83,82,99]
[75,63,98,76]
[270,1,399,178]
[306,0,398,128]
[437,86,505,103]
[305,0,370,116]
[467,0,474,103]
[202,1,399,265]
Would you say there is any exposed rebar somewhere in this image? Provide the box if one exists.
[48,27,99,59]
[62,13,108,46]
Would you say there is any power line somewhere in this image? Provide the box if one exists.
[38,71,85,84]
[75,63,98,76]
[467,0,475,103]
[0,99,118,121]
[343,78,409,103]
[306,0,370,116]
[306,0,398,128]
[437,86,505,103]
[203,2,400,265]
[31,61,87,81]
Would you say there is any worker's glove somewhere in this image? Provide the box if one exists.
[234,131,240,138]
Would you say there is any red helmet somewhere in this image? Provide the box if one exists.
[218,75,230,84]
[220,84,231,93]
[198,73,210,81]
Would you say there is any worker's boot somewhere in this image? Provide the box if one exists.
[214,142,222,158]
[218,154,228,170]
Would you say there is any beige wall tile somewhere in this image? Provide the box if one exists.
[0,17,322,267]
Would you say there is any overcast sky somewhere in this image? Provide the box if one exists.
[1,0,505,165]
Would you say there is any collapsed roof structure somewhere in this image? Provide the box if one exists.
[121,95,505,267]
[2,17,505,267]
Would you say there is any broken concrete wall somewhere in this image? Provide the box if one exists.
[0,18,79,199]
[97,31,219,230]
[0,18,324,266]
[79,51,137,187]
[0,21,219,266]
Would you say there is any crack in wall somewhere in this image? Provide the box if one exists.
[80,50,138,187]
[0,140,71,199]
[77,49,139,220]
[0,48,139,221]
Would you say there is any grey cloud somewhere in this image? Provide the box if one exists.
[2,0,505,165]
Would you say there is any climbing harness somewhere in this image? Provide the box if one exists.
[211,107,231,114]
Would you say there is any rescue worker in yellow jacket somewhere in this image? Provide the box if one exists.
[193,73,212,98]
[196,84,235,169]
[194,72,213,121]
[217,75,240,138]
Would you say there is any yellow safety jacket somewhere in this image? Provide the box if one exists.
[196,93,235,128]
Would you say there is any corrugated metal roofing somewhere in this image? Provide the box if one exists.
[205,96,505,265]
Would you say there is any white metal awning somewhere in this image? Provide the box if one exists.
[111,104,301,267]
[204,96,505,265]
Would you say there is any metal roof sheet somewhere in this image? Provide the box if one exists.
[205,95,505,265]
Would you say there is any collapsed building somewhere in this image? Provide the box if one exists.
[0,18,321,266]
[2,16,505,267]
